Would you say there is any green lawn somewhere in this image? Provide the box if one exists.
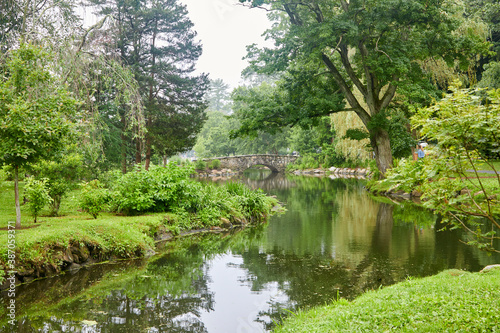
[275,268,500,332]
[0,180,169,280]
[0,181,90,229]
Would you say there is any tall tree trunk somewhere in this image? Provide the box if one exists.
[370,129,393,177]
[145,20,157,172]
[15,165,21,228]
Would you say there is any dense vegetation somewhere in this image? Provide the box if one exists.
[370,85,500,253]
[0,163,280,282]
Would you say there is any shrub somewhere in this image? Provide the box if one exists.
[211,159,221,169]
[195,159,206,170]
[30,153,83,216]
[376,157,427,193]
[79,180,110,219]
[226,181,276,221]
[110,164,194,215]
[24,177,52,223]
[169,156,182,165]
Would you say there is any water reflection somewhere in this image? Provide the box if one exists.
[1,171,499,332]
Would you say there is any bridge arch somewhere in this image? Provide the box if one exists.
[201,154,298,173]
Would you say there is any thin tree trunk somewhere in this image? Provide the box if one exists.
[15,166,21,228]
[135,134,142,165]
[121,114,127,174]
[145,136,152,171]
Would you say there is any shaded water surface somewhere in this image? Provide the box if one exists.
[2,170,499,332]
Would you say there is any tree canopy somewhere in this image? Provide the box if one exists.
[0,44,79,227]
[87,0,208,169]
[237,0,491,175]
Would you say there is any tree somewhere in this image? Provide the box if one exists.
[30,152,83,216]
[238,0,490,175]
[24,177,52,223]
[412,85,500,253]
[205,78,232,114]
[88,0,209,170]
[0,44,79,227]
[0,0,78,51]
[478,61,500,89]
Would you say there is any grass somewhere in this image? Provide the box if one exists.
[0,181,88,228]
[473,160,500,172]
[367,159,500,196]
[0,179,279,282]
[274,268,500,332]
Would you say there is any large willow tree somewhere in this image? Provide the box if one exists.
[238,0,490,175]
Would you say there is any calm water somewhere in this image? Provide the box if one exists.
[1,170,499,332]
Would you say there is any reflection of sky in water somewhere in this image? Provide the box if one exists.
[199,253,288,333]
[3,174,500,332]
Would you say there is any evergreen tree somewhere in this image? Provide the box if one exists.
[88,0,208,169]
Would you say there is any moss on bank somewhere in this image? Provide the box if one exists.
[274,268,500,332]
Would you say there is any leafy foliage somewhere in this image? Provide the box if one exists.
[411,85,500,252]
[0,44,78,168]
[210,159,221,170]
[238,0,491,175]
[30,152,83,216]
[79,180,110,219]
[478,61,500,89]
[24,177,52,223]
[0,43,79,226]
[106,163,278,234]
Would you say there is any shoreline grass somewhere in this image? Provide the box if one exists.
[0,179,280,284]
[274,268,500,332]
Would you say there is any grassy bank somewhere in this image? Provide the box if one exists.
[275,268,500,332]
[0,175,280,284]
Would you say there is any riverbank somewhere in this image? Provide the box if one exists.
[274,266,500,332]
[0,179,280,287]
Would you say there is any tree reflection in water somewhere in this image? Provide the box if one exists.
[2,173,500,332]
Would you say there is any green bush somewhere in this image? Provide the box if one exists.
[110,164,194,215]
[211,159,221,169]
[195,159,206,170]
[169,156,182,165]
[226,181,275,221]
[30,153,84,216]
[297,155,319,169]
[0,167,7,181]
[376,157,427,193]
[79,180,110,219]
[24,177,52,223]
[320,146,346,168]
[105,164,278,231]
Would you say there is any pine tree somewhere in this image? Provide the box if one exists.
[88,0,208,169]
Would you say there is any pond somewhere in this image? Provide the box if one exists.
[1,170,499,332]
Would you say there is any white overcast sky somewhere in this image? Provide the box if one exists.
[80,0,271,88]
[180,0,272,88]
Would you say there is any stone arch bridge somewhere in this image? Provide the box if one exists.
[202,154,299,173]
